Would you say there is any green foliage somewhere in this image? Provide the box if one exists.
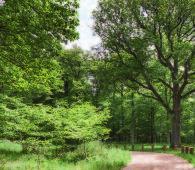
[0,0,79,54]
[0,0,195,168]
[181,99,195,143]
[57,47,93,104]
[0,95,110,154]
[0,0,79,95]
[63,104,110,142]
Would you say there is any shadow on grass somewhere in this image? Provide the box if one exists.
[0,151,24,162]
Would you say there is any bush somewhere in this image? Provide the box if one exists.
[65,141,105,162]
[0,95,110,156]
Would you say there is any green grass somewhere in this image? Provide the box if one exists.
[0,141,131,170]
[0,140,22,153]
[158,149,195,167]
[176,153,195,166]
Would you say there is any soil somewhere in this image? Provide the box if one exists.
[123,151,195,170]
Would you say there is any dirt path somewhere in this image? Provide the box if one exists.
[123,152,195,170]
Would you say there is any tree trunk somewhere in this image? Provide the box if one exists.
[170,97,181,147]
[120,84,125,141]
[130,93,135,148]
[150,105,155,144]
[64,80,69,96]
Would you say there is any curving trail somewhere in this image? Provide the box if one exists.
[123,151,195,170]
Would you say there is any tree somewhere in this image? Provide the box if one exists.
[0,0,79,56]
[0,0,79,94]
[93,0,195,147]
[57,48,92,105]
[0,95,110,154]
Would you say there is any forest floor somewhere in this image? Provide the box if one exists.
[123,151,195,170]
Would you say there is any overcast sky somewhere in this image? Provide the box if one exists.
[0,0,5,5]
[68,0,101,50]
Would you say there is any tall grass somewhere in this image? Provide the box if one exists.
[0,140,131,170]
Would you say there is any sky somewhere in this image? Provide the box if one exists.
[67,0,101,50]
[0,0,5,5]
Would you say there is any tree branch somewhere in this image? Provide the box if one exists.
[158,78,173,90]
[179,60,190,94]
[136,90,158,101]
[182,89,195,98]
[120,37,172,113]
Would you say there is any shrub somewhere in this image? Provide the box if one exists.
[0,95,110,156]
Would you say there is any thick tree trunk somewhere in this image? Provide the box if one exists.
[171,113,181,147]
[170,96,181,147]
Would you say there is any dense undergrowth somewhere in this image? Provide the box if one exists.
[0,140,131,170]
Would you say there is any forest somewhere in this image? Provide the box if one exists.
[0,0,194,170]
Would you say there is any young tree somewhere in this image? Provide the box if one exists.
[93,0,195,147]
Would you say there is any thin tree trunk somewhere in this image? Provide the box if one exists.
[130,93,135,149]
[150,105,155,144]
[120,84,125,141]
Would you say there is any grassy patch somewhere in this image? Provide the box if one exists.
[0,140,22,153]
[0,141,131,170]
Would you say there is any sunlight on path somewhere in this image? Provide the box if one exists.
[123,152,195,170]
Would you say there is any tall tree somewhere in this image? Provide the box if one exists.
[0,0,79,94]
[93,0,195,147]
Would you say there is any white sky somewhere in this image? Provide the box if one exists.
[0,0,5,5]
[67,0,101,51]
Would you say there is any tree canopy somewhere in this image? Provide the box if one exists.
[93,0,195,146]
[0,0,79,95]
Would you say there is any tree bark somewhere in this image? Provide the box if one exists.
[150,106,155,144]
[64,80,69,96]
[130,93,135,148]
[170,96,181,147]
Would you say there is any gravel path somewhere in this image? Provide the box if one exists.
[123,152,195,170]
